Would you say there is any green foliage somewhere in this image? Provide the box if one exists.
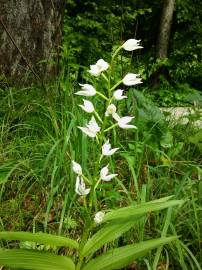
[170,0,202,88]
[83,237,176,270]
[0,231,79,249]
[63,0,151,66]
[0,197,181,270]
[0,249,75,270]
[63,0,202,97]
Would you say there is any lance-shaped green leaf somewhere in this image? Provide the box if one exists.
[0,249,75,270]
[81,198,182,257]
[103,199,183,222]
[81,219,139,257]
[82,237,176,270]
[0,231,78,249]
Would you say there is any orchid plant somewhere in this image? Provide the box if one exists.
[0,39,182,270]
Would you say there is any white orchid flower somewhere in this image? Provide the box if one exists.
[122,39,143,51]
[123,73,142,86]
[75,176,90,196]
[117,116,137,129]
[79,99,95,113]
[78,116,100,138]
[72,161,82,175]
[105,104,117,117]
[113,89,127,100]
[100,164,117,181]
[102,140,119,156]
[76,84,96,96]
[88,59,109,76]
[88,64,101,76]
[112,112,121,121]
[96,59,109,72]
[94,211,105,224]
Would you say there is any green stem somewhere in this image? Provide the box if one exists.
[76,224,91,270]
[101,73,109,82]
[96,91,109,101]
[94,111,103,123]
[110,80,123,92]
[104,123,118,133]
[112,46,122,60]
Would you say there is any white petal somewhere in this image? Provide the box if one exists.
[102,174,118,181]
[96,59,109,71]
[87,116,100,133]
[100,164,109,179]
[106,104,117,115]
[79,99,94,113]
[75,90,91,96]
[78,117,100,138]
[102,140,111,155]
[78,127,97,138]
[88,64,101,76]
[123,73,142,86]
[106,148,119,156]
[100,165,117,181]
[113,89,127,100]
[121,124,137,129]
[94,211,105,224]
[122,39,143,51]
[112,112,121,121]
[119,116,134,125]
[102,140,119,156]
[72,161,82,175]
[117,116,137,129]
[77,84,96,96]
[75,176,90,195]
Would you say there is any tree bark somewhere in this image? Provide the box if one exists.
[0,0,64,83]
[156,0,175,59]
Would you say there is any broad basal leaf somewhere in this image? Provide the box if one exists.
[81,219,139,257]
[0,231,78,249]
[82,237,176,270]
[103,199,182,222]
[0,249,75,270]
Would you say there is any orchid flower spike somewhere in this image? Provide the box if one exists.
[75,176,90,196]
[113,89,127,100]
[88,59,109,76]
[123,73,142,86]
[78,116,100,138]
[117,116,137,129]
[122,39,143,51]
[94,211,105,224]
[79,99,95,113]
[100,164,117,181]
[102,140,119,156]
[105,104,117,117]
[76,84,96,96]
[72,161,82,175]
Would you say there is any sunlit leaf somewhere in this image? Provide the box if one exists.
[82,237,176,270]
[0,249,75,270]
[81,219,138,257]
[0,231,78,249]
[103,199,182,222]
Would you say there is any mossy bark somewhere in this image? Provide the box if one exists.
[0,0,64,83]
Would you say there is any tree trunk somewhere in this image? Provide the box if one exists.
[156,0,175,59]
[0,0,64,83]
